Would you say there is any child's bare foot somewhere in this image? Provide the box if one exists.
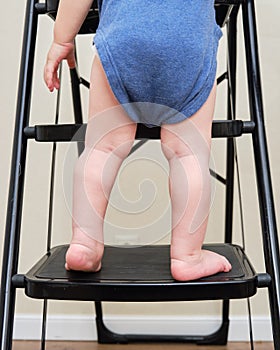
[171,250,232,281]
[65,229,104,272]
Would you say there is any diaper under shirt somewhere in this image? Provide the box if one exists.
[94,0,222,126]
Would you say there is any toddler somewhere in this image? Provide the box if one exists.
[44,0,232,281]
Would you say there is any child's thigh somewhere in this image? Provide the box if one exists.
[160,84,217,160]
[89,51,121,117]
[85,53,137,157]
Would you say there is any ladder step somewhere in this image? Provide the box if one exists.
[215,0,242,4]
[40,0,244,12]
[24,120,255,142]
[35,1,241,35]
[24,244,258,301]
[37,0,242,14]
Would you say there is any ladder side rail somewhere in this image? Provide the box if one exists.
[242,1,280,348]
[0,1,40,349]
[221,5,240,345]
[224,5,239,244]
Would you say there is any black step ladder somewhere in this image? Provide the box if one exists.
[1,0,280,349]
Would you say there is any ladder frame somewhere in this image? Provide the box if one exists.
[1,0,280,348]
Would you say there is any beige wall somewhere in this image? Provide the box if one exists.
[0,0,279,322]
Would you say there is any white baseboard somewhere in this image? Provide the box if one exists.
[13,314,273,341]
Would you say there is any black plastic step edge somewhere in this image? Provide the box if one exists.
[24,120,255,142]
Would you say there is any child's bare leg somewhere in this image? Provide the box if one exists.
[161,85,232,281]
[66,54,137,271]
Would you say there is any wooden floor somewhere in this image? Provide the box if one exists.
[12,341,273,350]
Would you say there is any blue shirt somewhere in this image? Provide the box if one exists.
[94,0,222,125]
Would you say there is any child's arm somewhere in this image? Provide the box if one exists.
[54,0,94,44]
[44,0,93,92]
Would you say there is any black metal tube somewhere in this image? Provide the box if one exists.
[222,7,239,344]
[70,66,84,126]
[40,299,48,350]
[225,5,238,244]
[70,66,85,155]
[0,1,39,349]
[46,67,62,253]
[242,1,280,348]
[217,71,228,85]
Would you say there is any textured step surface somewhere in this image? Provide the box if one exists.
[24,244,258,301]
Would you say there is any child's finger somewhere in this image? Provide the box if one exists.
[52,72,60,90]
[44,60,60,91]
[44,71,52,91]
[44,64,54,91]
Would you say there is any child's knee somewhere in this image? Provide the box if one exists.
[161,126,211,164]
[83,122,136,160]
[95,123,136,159]
[161,128,193,161]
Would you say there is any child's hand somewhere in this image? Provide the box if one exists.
[44,41,76,92]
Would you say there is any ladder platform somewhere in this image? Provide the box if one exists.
[23,244,258,301]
